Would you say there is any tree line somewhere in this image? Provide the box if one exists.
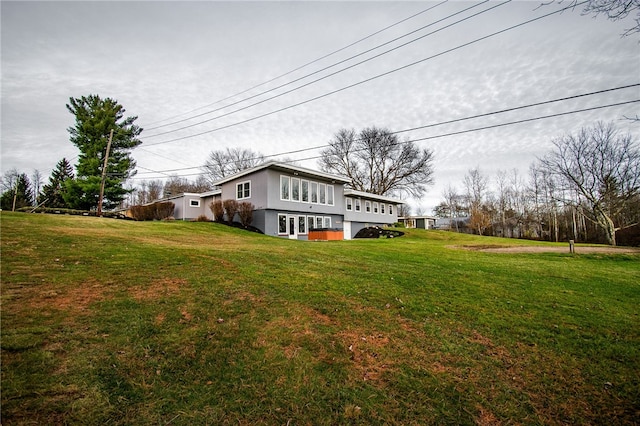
[2,93,637,248]
[434,122,639,246]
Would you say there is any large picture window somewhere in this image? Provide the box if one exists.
[327,185,334,205]
[308,215,316,230]
[316,216,323,229]
[280,175,290,201]
[301,180,309,202]
[319,183,326,204]
[311,182,318,203]
[291,178,300,202]
[237,181,251,200]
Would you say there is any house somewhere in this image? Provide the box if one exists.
[153,161,404,240]
[399,215,437,230]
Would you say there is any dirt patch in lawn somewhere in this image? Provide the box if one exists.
[14,279,109,315]
[129,278,188,301]
[452,244,640,254]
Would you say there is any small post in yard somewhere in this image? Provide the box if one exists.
[569,239,575,254]
[97,129,114,217]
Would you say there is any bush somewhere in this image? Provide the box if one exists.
[154,202,175,220]
[238,202,254,227]
[209,199,225,222]
[130,202,175,221]
[130,204,154,221]
[223,199,239,223]
[195,215,210,222]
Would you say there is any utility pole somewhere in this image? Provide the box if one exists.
[97,129,114,217]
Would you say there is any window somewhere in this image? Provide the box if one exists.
[346,197,353,211]
[389,204,394,215]
[237,181,250,200]
[316,216,323,229]
[319,183,326,204]
[280,175,290,201]
[278,214,287,234]
[291,178,300,202]
[298,216,307,235]
[381,203,385,214]
[308,215,316,230]
[189,199,200,207]
[373,202,379,214]
[327,185,334,205]
[301,180,309,202]
[355,199,361,212]
[323,217,331,228]
[311,182,318,203]
[365,201,371,213]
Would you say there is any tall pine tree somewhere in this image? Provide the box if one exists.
[39,158,75,208]
[64,95,142,210]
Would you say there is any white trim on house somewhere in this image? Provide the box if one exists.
[343,189,404,204]
[213,161,350,187]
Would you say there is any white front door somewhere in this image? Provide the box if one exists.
[288,215,298,239]
[343,221,352,240]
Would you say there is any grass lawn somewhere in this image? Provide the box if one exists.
[1,212,638,425]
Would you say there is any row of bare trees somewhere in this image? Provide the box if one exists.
[435,122,639,246]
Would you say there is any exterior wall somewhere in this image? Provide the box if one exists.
[342,193,402,239]
[261,209,342,240]
[264,169,345,216]
[220,168,270,210]
[402,216,436,229]
[217,166,348,239]
[172,193,206,220]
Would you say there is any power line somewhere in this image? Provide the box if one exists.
[132,96,638,180]
[143,0,587,148]
[135,84,637,175]
[271,99,640,166]
[143,1,448,128]
[144,0,504,139]
[145,0,482,133]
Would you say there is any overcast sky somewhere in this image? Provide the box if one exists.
[2,0,638,212]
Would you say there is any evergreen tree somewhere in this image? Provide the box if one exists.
[0,173,33,210]
[64,95,142,210]
[39,158,74,208]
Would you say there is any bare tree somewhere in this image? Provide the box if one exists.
[31,169,43,203]
[538,122,640,245]
[203,147,265,185]
[544,0,640,36]
[319,127,434,198]
[163,175,211,197]
[464,167,492,236]
[147,180,164,202]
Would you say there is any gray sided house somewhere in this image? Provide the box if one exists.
[343,189,404,239]
[163,161,404,240]
[400,215,437,230]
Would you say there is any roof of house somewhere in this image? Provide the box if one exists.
[212,161,351,186]
[343,189,404,204]
[400,215,437,220]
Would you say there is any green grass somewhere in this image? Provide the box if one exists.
[1,212,639,425]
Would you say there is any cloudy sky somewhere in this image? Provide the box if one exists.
[2,0,638,212]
